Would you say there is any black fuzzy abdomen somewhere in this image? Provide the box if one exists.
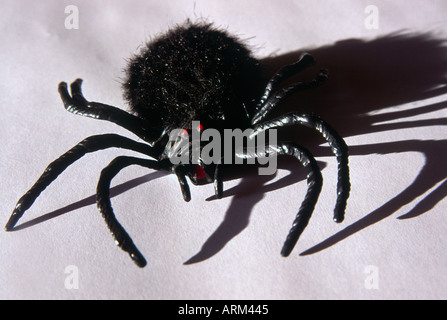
[123,22,263,130]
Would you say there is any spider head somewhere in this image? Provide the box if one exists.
[162,122,223,185]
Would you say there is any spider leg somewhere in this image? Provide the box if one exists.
[96,156,166,268]
[174,166,191,202]
[213,164,223,199]
[255,53,316,110]
[251,68,328,125]
[252,113,350,223]
[5,134,157,231]
[235,142,322,256]
[58,79,166,146]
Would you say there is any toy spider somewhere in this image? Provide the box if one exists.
[5,22,350,267]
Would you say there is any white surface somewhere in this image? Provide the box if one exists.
[1,0,447,300]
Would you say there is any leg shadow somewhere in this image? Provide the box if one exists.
[302,139,447,255]
[12,171,167,231]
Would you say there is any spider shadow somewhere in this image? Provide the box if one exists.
[12,171,168,231]
[185,31,447,264]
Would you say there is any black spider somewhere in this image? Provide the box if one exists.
[5,22,350,268]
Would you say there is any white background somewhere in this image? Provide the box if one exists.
[1,0,446,299]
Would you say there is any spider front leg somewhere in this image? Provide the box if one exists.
[235,142,323,256]
[96,156,168,268]
[5,134,155,231]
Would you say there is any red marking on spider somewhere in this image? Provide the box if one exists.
[194,165,207,180]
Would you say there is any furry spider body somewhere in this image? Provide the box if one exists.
[6,22,350,268]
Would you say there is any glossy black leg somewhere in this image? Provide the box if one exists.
[251,68,328,125]
[252,113,350,223]
[234,142,323,256]
[213,164,223,199]
[174,166,192,202]
[96,156,164,268]
[255,53,316,110]
[59,79,165,146]
[5,134,154,231]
